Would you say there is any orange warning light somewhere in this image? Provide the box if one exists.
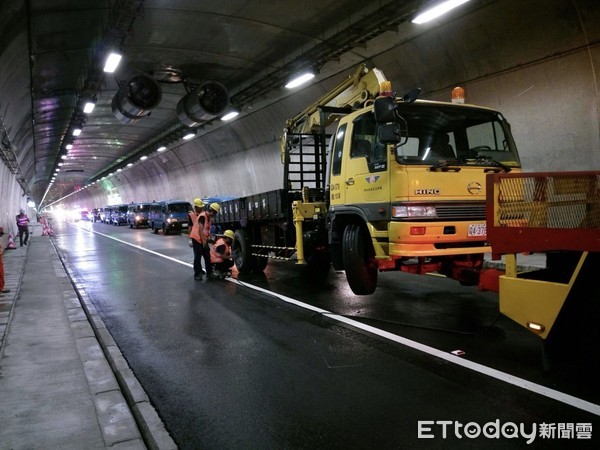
[451,86,465,104]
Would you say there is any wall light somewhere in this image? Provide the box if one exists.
[221,110,239,121]
[412,0,471,24]
[285,72,315,89]
[104,52,122,73]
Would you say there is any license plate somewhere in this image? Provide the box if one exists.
[468,224,486,237]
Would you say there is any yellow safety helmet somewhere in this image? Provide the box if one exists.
[193,198,204,207]
[223,229,235,240]
[210,202,221,213]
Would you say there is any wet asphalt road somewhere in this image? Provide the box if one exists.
[51,219,599,449]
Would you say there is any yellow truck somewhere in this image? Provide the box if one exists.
[214,64,522,294]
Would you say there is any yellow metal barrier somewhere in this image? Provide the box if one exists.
[486,171,600,339]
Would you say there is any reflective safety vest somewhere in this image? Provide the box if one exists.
[210,238,231,263]
[17,214,29,227]
[199,211,211,243]
[189,212,202,243]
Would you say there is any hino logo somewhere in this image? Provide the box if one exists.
[467,182,482,194]
[415,189,440,195]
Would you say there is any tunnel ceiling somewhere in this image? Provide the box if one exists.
[1,0,483,208]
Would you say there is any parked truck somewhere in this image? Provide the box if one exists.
[213,64,522,294]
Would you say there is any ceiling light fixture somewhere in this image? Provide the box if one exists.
[72,128,82,136]
[66,144,73,150]
[221,110,239,121]
[103,52,122,73]
[182,131,196,140]
[83,100,96,114]
[285,72,315,89]
[140,155,148,161]
[412,0,471,24]
[157,146,167,152]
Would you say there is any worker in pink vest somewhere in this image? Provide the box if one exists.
[16,209,30,246]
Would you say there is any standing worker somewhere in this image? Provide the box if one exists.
[199,203,221,279]
[16,208,30,246]
[188,198,206,280]
[210,230,235,278]
[0,227,10,294]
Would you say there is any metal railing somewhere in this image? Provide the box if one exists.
[486,171,600,254]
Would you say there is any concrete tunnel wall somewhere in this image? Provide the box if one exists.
[69,0,600,211]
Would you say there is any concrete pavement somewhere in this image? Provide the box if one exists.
[0,225,176,449]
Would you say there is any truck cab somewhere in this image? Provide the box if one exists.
[326,95,521,293]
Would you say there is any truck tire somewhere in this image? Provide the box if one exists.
[342,224,377,295]
[233,229,255,273]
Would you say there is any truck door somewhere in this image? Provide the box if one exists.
[330,112,389,209]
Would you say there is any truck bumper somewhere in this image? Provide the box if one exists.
[387,221,490,257]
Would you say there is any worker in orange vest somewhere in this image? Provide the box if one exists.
[194,203,221,280]
[188,198,206,280]
[210,230,235,278]
[0,227,10,294]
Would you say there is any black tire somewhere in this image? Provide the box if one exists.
[232,229,255,273]
[342,224,377,295]
[162,224,168,235]
[152,223,158,234]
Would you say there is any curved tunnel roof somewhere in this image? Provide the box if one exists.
[0,0,599,209]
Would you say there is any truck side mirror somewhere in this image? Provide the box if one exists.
[373,96,396,123]
[378,123,402,144]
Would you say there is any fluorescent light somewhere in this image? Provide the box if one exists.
[221,111,239,121]
[72,128,82,136]
[285,72,315,89]
[103,52,122,73]
[412,0,471,24]
[83,101,95,114]
[157,146,167,152]
[183,132,195,140]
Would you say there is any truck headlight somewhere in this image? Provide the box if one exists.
[392,205,437,219]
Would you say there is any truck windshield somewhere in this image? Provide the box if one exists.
[391,103,521,168]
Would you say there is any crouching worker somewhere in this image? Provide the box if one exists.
[210,230,235,278]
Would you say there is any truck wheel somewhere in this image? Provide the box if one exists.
[232,229,255,273]
[342,224,377,295]
[152,223,158,234]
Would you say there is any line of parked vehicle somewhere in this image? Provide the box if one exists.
[90,200,192,234]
